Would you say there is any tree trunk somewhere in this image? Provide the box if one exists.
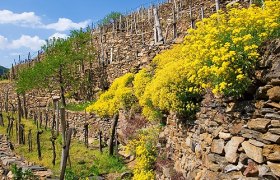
[60,128,73,180]
[60,107,67,171]
[109,113,119,156]
[56,101,59,136]
[59,65,66,107]
[51,133,56,166]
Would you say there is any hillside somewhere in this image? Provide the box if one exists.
[0,0,280,179]
[0,66,8,76]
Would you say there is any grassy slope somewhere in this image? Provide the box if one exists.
[0,113,127,178]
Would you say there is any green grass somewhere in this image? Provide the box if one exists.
[64,101,95,112]
[0,113,127,178]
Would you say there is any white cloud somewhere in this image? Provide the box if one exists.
[44,18,90,31]
[0,35,8,49]
[0,10,90,31]
[49,32,69,39]
[9,35,45,51]
[0,10,41,26]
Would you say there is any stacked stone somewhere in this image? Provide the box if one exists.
[0,134,52,179]
[157,39,280,179]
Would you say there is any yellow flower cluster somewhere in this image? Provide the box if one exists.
[86,73,136,117]
[133,0,280,120]
[87,1,280,120]
[125,127,159,180]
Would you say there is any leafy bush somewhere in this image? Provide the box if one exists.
[11,164,37,180]
[65,169,79,180]
[90,152,126,176]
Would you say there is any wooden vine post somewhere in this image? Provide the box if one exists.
[37,130,43,160]
[109,113,119,156]
[28,129,32,152]
[17,93,22,144]
[45,111,48,130]
[172,5,177,39]
[99,130,103,153]
[52,96,60,136]
[201,4,205,20]
[60,128,73,180]
[84,123,89,148]
[51,131,57,166]
[23,94,28,119]
[153,7,164,43]
[60,107,67,170]
[215,0,220,12]
[4,89,9,112]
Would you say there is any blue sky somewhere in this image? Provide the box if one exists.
[0,0,157,68]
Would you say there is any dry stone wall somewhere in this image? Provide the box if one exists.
[156,39,280,179]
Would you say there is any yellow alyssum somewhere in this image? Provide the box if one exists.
[87,1,280,121]
[86,73,136,117]
[125,127,159,180]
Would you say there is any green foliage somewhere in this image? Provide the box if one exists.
[11,164,37,180]
[65,101,95,112]
[90,151,126,176]
[16,29,95,99]
[98,12,123,26]
[65,169,79,180]
[86,73,137,117]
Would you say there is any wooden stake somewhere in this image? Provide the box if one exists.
[60,128,73,180]
[109,114,119,156]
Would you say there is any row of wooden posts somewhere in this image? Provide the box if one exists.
[94,0,220,66]
[0,92,120,179]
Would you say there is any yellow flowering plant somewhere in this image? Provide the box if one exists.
[125,127,159,180]
[87,1,280,121]
[86,73,136,117]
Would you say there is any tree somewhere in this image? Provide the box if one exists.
[97,12,123,26]
[16,29,95,107]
